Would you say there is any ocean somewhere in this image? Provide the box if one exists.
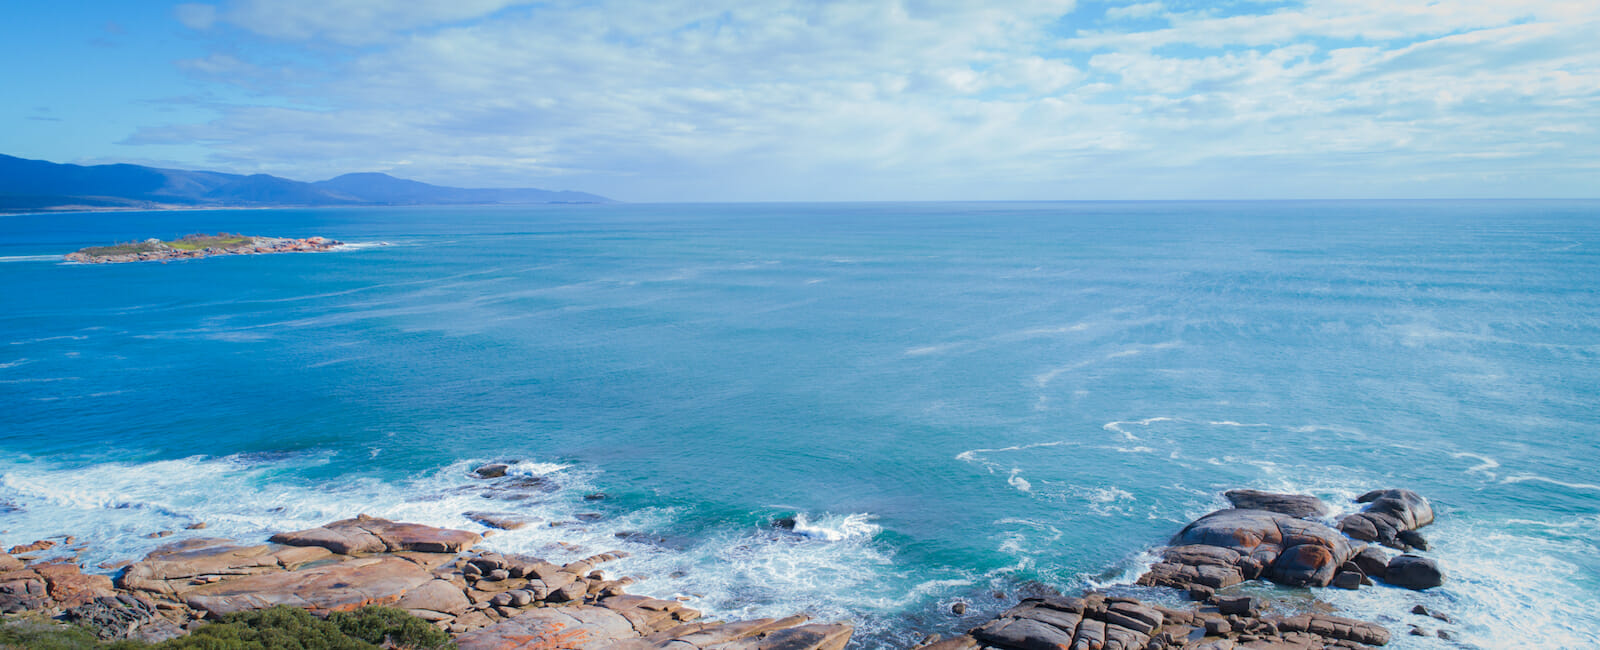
[2,201,1597,647]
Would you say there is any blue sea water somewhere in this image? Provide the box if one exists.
[1,201,1598,648]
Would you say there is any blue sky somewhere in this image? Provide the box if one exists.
[2,0,1596,201]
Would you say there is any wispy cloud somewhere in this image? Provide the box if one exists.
[129,0,1600,199]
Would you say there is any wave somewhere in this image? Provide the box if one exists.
[1451,451,1501,477]
[788,512,881,543]
[1101,417,1173,441]
[954,439,1076,463]
[0,454,942,643]
[8,335,88,345]
[0,254,63,263]
[1007,469,1032,493]
[329,241,393,251]
[1500,474,1600,491]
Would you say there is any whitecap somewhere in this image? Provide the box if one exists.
[1500,474,1600,491]
[1451,451,1501,477]
[9,335,88,345]
[954,439,1075,463]
[1102,417,1174,441]
[1085,549,1161,590]
[789,512,880,542]
[1007,469,1032,493]
[905,343,962,356]
[329,241,391,251]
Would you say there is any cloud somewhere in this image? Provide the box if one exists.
[174,3,217,31]
[131,0,1600,199]
[209,0,540,44]
[1104,3,1163,21]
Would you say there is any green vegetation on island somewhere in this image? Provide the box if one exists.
[66,233,343,264]
[77,234,252,258]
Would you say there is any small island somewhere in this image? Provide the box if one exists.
[65,233,344,264]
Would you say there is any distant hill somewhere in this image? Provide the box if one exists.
[0,154,611,212]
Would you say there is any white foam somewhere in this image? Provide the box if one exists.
[788,512,881,543]
[1500,474,1600,491]
[954,440,1076,463]
[905,343,963,356]
[1007,469,1032,493]
[9,335,88,345]
[1086,549,1161,590]
[1102,417,1174,441]
[503,460,573,477]
[330,241,391,251]
[1318,517,1600,648]
[0,255,62,263]
[0,454,944,640]
[1452,451,1501,478]
[1033,360,1091,387]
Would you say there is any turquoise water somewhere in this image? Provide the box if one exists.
[2,202,1598,647]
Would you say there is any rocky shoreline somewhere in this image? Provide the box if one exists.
[64,235,344,264]
[922,487,1452,650]
[1,480,1456,649]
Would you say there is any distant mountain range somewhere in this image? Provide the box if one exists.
[0,154,611,212]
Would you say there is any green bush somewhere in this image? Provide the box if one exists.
[329,608,451,650]
[3,605,449,650]
[156,607,368,650]
[0,618,144,650]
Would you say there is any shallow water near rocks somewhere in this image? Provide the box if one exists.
[2,201,1597,647]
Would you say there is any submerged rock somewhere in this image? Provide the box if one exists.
[463,511,535,530]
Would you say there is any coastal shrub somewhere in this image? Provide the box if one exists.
[155,606,369,650]
[3,605,449,649]
[0,617,144,650]
[329,607,452,649]
[150,606,450,650]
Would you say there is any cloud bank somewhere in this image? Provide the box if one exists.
[142,0,1600,200]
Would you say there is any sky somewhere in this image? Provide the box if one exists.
[1,0,1597,201]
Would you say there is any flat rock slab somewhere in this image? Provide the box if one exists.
[460,603,852,650]
[270,514,481,555]
[182,555,436,616]
[1224,490,1329,518]
[117,538,333,596]
[456,606,638,649]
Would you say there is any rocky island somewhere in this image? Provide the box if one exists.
[64,233,344,264]
[1,479,1457,649]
